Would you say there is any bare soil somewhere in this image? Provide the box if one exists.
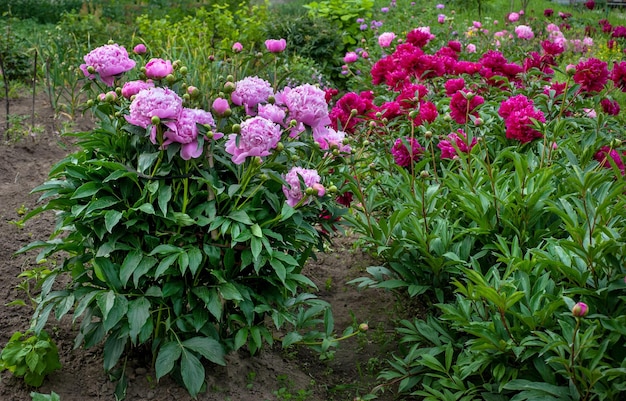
[0,92,402,401]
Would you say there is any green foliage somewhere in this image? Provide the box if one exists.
[0,18,33,82]
[30,391,61,401]
[0,330,61,387]
[0,0,82,24]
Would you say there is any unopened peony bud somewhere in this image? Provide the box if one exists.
[268,95,275,104]
[420,170,430,179]
[187,86,199,98]
[260,173,269,181]
[86,99,94,108]
[87,66,96,74]
[226,74,234,82]
[289,119,298,127]
[223,82,236,93]
[424,131,433,139]
[312,183,326,196]
[165,74,176,84]
[328,185,338,193]
[182,93,190,101]
[275,142,284,152]
[151,116,161,125]
[359,323,369,332]
[572,302,589,317]
[350,109,358,116]
[232,124,241,133]
[566,64,576,75]
[612,138,622,147]
[179,66,188,75]
[443,113,452,121]
[172,60,181,69]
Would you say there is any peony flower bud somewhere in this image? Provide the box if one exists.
[232,124,241,133]
[151,116,161,125]
[133,44,147,54]
[572,302,589,317]
[359,323,369,332]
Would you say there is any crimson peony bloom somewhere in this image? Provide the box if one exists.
[544,9,554,17]
[406,27,435,48]
[610,61,626,92]
[444,78,465,96]
[449,91,484,124]
[594,146,625,174]
[437,129,477,159]
[573,58,609,93]
[498,95,545,143]
[585,1,595,10]
[601,99,620,115]
[391,137,423,167]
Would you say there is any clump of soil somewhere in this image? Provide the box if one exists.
[0,93,402,401]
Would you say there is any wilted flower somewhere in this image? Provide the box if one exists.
[80,43,136,86]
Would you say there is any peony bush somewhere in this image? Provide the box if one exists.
[14,41,354,397]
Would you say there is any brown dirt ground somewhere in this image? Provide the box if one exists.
[0,91,403,401]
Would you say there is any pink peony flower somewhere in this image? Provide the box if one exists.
[313,127,351,153]
[125,87,183,135]
[378,32,396,48]
[610,61,626,92]
[601,98,620,115]
[231,76,274,115]
[164,108,221,160]
[224,116,281,164]
[232,42,243,52]
[277,84,331,133]
[265,38,287,53]
[282,167,324,207]
[515,25,534,40]
[466,44,476,53]
[212,98,230,115]
[573,58,609,93]
[133,44,147,54]
[391,137,423,167]
[344,51,359,63]
[80,43,136,86]
[145,58,174,80]
[121,80,154,99]
[438,14,446,24]
[508,12,520,22]
[258,103,286,125]
[438,129,477,159]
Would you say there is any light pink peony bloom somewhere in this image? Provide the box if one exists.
[515,25,534,40]
[133,44,147,54]
[121,80,154,99]
[145,58,173,80]
[466,44,477,53]
[231,76,274,115]
[232,42,243,52]
[313,127,351,153]
[265,38,287,53]
[378,32,396,48]
[277,84,331,133]
[508,12,520,22]
[164,108,221,160]
[125,87,183,142]
[438,14,446,24]
[80,44,136,86]
[212,98,230,115]
[344,51,359,63]
[224,116,282,164]
[258,103,286,124]
[282,167,324,207]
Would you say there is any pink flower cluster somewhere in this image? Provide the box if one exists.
[498,95,545,143]
[80,44,136,86]
[391,137,423,167]
[282,167,325,207]
[225,116,281,164]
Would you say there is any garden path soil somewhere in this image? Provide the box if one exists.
[0,93,401,401]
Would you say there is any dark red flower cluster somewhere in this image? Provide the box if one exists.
[449,91,485,124]
[594,146,625,174]
[599,19,613,34]
[329,91,377,133]
[612,26,626,38]
[601,99,621,116]
[479,50,523,86]
[610,61,626,92]
[498,95,545,143]
[573,58,609,93]
[585,0,595,10]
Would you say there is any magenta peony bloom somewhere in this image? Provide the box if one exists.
[313,127,350,153]
[231,76,274,115]
[610,61,626,92]
[212,98,230,115]
[224,116,281,164]
[444,78,465,96]
[232,42,243,52]
[344,51,359,63]
[125,87,183,136]
[265,38,287,53]
[571,302,589,317]
[498,95,545,143]
[145,58,174,80]
[80,44,136,86]
[438,129,477,159]
[544,9,554,17]
[164,108,220,160]
[278,84,331,132]
[449,91,484,124]
[406,27,435,48]
[585,1,595,10]
[378,32,396,48]
[508,12,520,22]
[601,98,620,115]
[121,80,154,99]
[573,58,609,93]
[391,137,423,167]
[594,146,625,173]
[282,167,324,207]
[133,44,147,54]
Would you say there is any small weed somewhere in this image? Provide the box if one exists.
[274,374,314,401]
[324,277,332,291]
[246,370,257,390]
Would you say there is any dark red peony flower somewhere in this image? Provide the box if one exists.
[573,58,609,93]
